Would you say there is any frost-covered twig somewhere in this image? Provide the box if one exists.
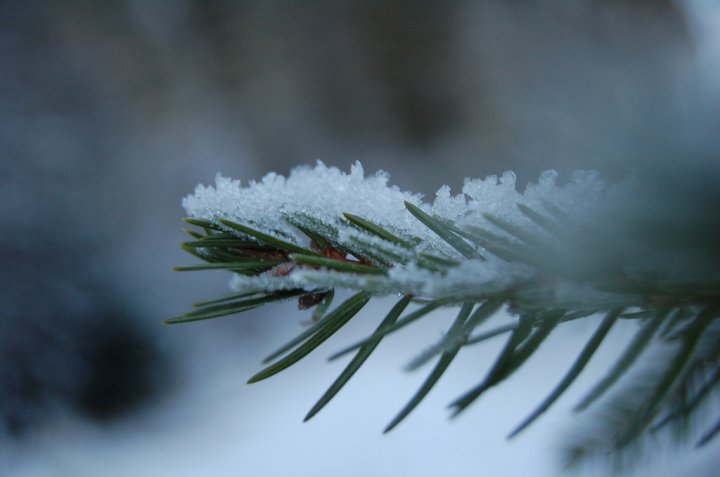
[169,161,720,469]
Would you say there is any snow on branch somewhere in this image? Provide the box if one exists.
[182,161,612,301]
[172,160,720,469]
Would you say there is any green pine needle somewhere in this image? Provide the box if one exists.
[384,303,475,432]
[327,300,451,361]
[247,292,372,383]
[174,260,284,272]
[219,218,321,256]
[291,254,386,275]
[450,314,534,415]
[305,296,411,421]
[404,201,481,259]
[516,203,567,238]
[508,308,622,438]
[575,308,670,412]
[343,212,414,249]
[165,291,306,324]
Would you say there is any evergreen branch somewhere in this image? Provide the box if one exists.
[173,163,720,470]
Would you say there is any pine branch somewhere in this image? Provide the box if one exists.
[170,162,720,471]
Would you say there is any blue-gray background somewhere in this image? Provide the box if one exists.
[2,1,719,475]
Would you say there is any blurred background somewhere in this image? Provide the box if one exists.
[2,1,719,475]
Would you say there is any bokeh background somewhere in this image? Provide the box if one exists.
[2,1,719,476]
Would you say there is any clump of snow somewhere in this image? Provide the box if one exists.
[185,162,608,296]
[184,161,605,244]
[448,169,607,236]
[184,161,431,247]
